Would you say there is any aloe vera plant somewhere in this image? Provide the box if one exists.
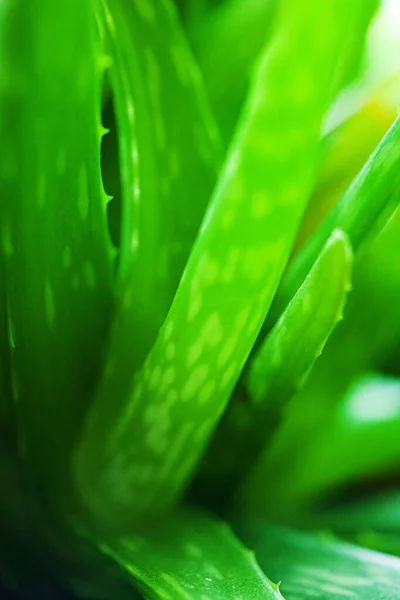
[2,0,400,599]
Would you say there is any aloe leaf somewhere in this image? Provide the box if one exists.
[75,0,361,525]
[189,0,277,145]
[295,90,397,253]
[261,205,400,497]
[304,493,400,558]
[194,230,352,508]
[268,114,400,325]
[237,520,400,599]
[353,532,400,558]
[246,230,352,409]
[97,0,221,367]
[259,375,400,520]
[310,491,400,536]
[0,0,114,497]
[84,510,284,600]
[191,0,378,146]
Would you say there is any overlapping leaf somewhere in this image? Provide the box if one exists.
[75,0,364,525]
[194,230,352,508]
[268,114,400,325]
[262,205,400,508]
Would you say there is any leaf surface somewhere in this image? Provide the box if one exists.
[238,520,400,600]
[0,0,114,497]
[258,375,400,519]
[90,510,284,600]
[195,230,352,509]
[75,0,360,525]
[268,114,400,325]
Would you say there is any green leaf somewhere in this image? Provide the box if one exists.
[189,0,277,145]
[259,375,400,519]
[191,0,378,146]
[75,0,360,526]
[247,230,352,409]
[260,205,400,499]
[96,0,221,367]
[87,510,284,600]
[237,520,400,599]
[305,491,400,558]
[0,0,114,497]
[268,114,400,325]
[310,491,400,536]
[194,229,352,509]
[0,266,11,423]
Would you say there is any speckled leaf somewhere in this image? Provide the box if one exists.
[257,375,400,520]
[90,510,284,600]
[247,230,352,406]
[196,230,352,508]
[260,205,400,506]
[268,114,400,325]
[75,0,372,525]
[96,0,221,367]
[0,0,114,497]
[237,521,400,600]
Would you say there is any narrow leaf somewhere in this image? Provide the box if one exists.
[268,114,400,325]
[195,229,352,509]
[97,0,221,366]
[189,0,277,145]
[75,0,362,525]
[260,205,400,497]
[247,230,352,408]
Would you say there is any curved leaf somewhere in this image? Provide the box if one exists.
[75,0,362,525]
[0,0,114,498]
[90,510,284,600]
[194,229,352,509]
[268,114,400,325]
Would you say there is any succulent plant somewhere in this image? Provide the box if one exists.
[2,0,400,598]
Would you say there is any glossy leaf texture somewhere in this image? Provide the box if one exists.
[0,0,114,499]
[258,375,400,520]
[237,520,400,600]
[190,0,378,146]
[194,229,352,509]
[74,0,220,522]
[268,113,400,325]
[261,206,400,512]
[75,0,363,526]
[87,510,284,600]
[96,0,221,366]
[294,82,398,253]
